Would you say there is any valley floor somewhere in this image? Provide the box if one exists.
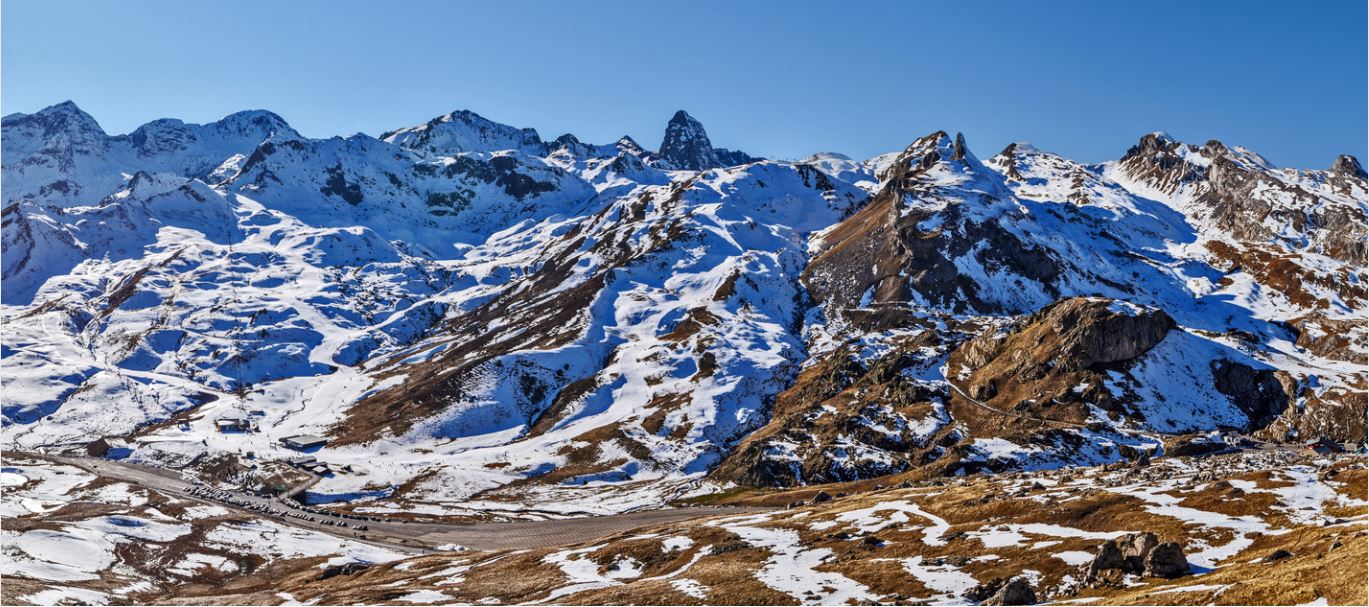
[2,447,1364,605]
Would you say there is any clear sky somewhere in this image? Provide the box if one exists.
[3,0,1365,168]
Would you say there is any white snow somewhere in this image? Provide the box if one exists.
[708,513,880,604]
[901,555,978,604]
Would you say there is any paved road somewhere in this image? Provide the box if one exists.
[30,453,769,553]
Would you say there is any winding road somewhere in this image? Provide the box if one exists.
[26,452,769,554]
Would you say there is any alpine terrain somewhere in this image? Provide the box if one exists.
[2,101,1365,606]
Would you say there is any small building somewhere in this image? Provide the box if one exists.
[1305,437,1345,455]
[280,434,328,451]
[86,438,133,459]
[215,415,250,433]
[286,455,317,467]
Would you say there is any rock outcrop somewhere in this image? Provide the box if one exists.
[949,297,1175,427]
[968,576,1038,605]
[1084,532,1190,584]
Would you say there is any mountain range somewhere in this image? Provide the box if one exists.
[2,100,1364,514]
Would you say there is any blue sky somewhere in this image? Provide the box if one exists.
[4,0,1364,168]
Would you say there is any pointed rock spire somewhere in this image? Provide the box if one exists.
[657,110,722,171]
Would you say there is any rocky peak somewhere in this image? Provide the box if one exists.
[380,109,543,156]
[657,110,722,171]
[126,111,299,158]
[990,142,1030,181]
[214,110,298,140]
[8,100,106,136]
[106,170,189,203]
[878,130,986,185]
[129,119,197,155]
[1129,131,1180,154]
[1332,154,1366,179]
[2,100,108,149]
[546,133,586,156]
[1199,139,1229,159]
[1117,131,1206,194]
[615,135,648,157]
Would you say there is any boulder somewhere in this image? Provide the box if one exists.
[318,561,371,580]
[968,577,1037,606]
[1117,532,1159,571]
[1167,435,1229,457]
[1084,532,1190,584]
[1262,549,1293,563]
[811,490,832,504]
[984,577,1037,606]
[1144,542,1190,578]
[1084,541,1123,583]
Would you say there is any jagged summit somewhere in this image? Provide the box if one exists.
[657,110,720,170]
[875,130,987,185]
[1333,154,1367,179]
[654,109,757,171]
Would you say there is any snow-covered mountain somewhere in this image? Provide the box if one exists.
[3,101,1364,513]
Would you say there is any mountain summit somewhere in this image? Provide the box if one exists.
[655,110,755,170]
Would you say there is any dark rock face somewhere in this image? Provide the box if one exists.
[711,332,956,488]
[969,577,1037,605]
[1210,360,1292,427]
[655,110,755,171]
[1117,132,1206,194]
[1202,154,1365,262]
[1084,532,1189,584]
